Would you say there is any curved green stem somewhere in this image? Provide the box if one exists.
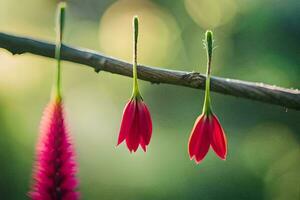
[131,16,141,99]
[54,2,66,101]
[202,30,213,114]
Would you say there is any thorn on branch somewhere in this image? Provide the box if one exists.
[94,58,107,73]
[94,67,101,73]
[10,48,25,55]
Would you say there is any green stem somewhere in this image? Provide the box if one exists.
[203,30,213,114]
[132,16,140,98]
[54,2,66,101]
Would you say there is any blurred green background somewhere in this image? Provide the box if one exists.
[0,0,299,199]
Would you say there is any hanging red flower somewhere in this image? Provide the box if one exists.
[188,31,227,164]
[117,17,153,152]
[117,96,152,152]
[189,113,227,163]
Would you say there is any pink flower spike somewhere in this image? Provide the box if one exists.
[29,99,79,200]
[117,97,152,152]
[29,3,79,199]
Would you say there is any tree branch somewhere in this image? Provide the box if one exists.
[0,32,299,110]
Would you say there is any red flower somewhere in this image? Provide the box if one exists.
[189,113,227,163]
[117,97,152,152]
[188,30,228,164]
[117,17,153,152]
[29,99,79,200]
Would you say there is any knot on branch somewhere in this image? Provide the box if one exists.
[182,72,206,88]
[92,57,106,73]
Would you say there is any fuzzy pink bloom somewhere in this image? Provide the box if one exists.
[117,98,152,152]
[188,113,227,164]
[29,99,79,200]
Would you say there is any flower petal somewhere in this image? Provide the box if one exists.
[188,115,204,157]
[117,100,136,145]
[125,101,140,152]
[188,115,211,163]
[137,101,152,152]
[210,114,227,160]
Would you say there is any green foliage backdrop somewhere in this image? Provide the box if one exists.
[0,0,299,199]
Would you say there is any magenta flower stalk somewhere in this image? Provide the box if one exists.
[117,17,153,152]
[29,3,79,200]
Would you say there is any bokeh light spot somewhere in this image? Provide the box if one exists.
[184,0,237,28]
[98,0,181,66]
